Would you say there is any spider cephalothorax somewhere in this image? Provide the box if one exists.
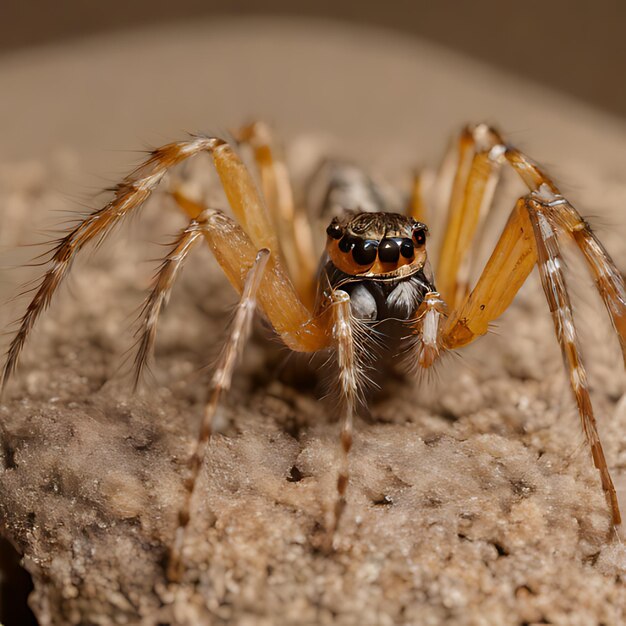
[3,121,625,583]
[321,212,435,321]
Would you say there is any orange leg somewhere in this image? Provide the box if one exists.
[436,198,621,528]
[138,201,366,557]
[407,171,429,224]
[435,192,621,525]
[436,126,503,309]
[235,122,317,306]
[437,123,626,365]
[2,135,328,387]
[128,195,358,576]
[442,198,537,348]
[497,140,626,366]
[134,201,330,391]
[417,124,626,526]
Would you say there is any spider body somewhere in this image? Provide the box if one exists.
[3,122,626,583]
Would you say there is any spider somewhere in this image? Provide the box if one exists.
[3,122,625,583]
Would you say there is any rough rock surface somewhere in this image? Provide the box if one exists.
[1,130,626,626]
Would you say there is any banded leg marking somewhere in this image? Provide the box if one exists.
[329,290,358,542]
[2,134,280,387]
[527,200,620,526]
[167,248,270,581]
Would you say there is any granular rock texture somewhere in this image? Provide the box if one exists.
[1,138,626,625]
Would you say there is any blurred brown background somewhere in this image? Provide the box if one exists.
[3,0,626,120]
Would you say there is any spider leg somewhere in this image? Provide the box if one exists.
[2,135,328,386]
[133,197,331,385]
[525,198,620,525]
[436,126,503,309]
[419,125,626,524]
[166,248,270,582]
[235,121,317,306]
[139,207,361,559]
[168,191,329,353]
[439,124,626,363]
[326,289,361,544]
[132,208,222,386]
[442,197,537,348]
[437,191,621,525]
[133,217,203,387]
[131,199,336,578]
[558,203,626,365]
[407,170,429,224]
[492,135,626,365]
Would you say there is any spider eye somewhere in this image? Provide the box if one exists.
[413,228,427,246]
[326,222,343,240]
[378,238,400,263]
[352,239,378,266]
[338,235,356,253]
[400,239,414,259]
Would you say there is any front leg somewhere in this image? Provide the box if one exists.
[327,290,362,544]
[1,134,302,387]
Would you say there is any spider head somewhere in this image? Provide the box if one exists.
[325,212,429,278]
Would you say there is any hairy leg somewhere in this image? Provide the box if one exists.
[496,139,626,365]
[133,211,212,387]
[437,184,622,524]
[235,122,317,306]
[133,202,331,387]
[417,124,626,524]
[411,291,448,368]
[433,193,621,525]
[564,207,626,364]
[168,192,329,352]
[3,134,324,385]
[138,212,364,552]
[526,198,620,525]
[436,125,503,309]
[439,124,626,363]
[327,289,360,544]
[167,249,270,582]
[129,202,339,578]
